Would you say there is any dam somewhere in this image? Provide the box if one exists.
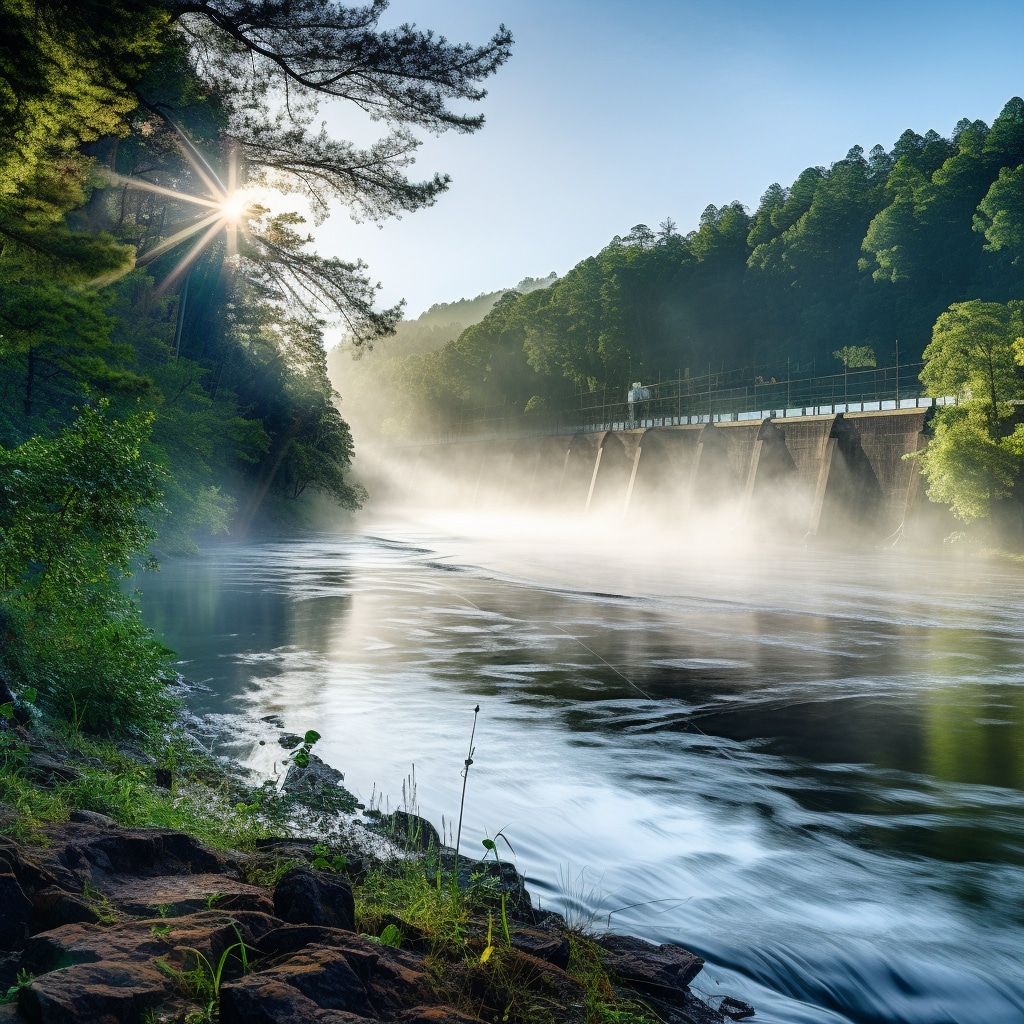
[387,406,941,542]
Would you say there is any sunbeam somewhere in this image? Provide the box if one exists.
[93,135,256,290]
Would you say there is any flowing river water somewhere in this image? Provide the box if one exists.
[137,519,1024,1024]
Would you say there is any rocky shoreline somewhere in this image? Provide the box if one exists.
[0,817,753,1024]
[0,681,755,1024]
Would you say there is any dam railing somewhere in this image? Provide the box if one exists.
[403,361,953,445]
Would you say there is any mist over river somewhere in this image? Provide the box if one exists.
[138,520,1024,1024]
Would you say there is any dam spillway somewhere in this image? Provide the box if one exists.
[388,408,934,542]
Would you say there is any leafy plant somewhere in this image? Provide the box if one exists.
[156,926,251,1022]
[0,969,34,1005]
[311,843,348,873]
[481,831,516,945]
[287,730,321,769]
[379,923,402,948]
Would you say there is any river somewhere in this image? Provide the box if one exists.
[137,517,1024,1024]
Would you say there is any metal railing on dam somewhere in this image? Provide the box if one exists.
[398,358,950,447]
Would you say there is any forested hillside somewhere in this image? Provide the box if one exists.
[328,272,556,437]
[350,99,1024,436]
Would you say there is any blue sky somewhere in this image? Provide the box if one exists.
[313,0,1024,320]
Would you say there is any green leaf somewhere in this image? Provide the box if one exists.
[0,703,13,721]
[303,730,321,745]
[292,750,310,768]
[481,838,495,851]
[380,924,402,948]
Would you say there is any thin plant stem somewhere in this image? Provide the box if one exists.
[453,704,480,885]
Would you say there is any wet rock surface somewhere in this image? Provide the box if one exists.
[595,933,705,991]
[0,821,746,1024]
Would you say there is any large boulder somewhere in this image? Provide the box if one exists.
[18,961,171,1024]
[103,873,274,917]
[273,868,355,932]
[222,947,372,1021]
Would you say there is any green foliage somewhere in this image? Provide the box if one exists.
[916,300,1024,522]
[0,402,176,733]
[355,858,469,958]
[0,402,162,600]
[156,926,251,1022]
[310,842,348,873]
[0,722,284,848]
[920,300,1023,437]
[565,934,660,1024]
[0,969,34,1005]
[287,729,321,769]
[833,345,876,369]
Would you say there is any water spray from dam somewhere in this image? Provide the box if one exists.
[364,407,943,549]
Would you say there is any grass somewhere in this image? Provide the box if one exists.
[155,926,251,1024]
[0,721,287,850]
[354,855,470,956]
[565,934,661,1024]
[0,712,675,1024]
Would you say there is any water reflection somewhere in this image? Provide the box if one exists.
[138,532,1024,1024]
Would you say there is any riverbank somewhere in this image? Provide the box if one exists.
[0,677,753,1024]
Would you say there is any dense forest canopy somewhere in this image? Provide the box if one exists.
[1,0,512,542]
[340,100,1024,438]
[0,0,511,731]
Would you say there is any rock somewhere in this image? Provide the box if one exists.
[396,1008,486,1024]
[595,934,704,992]
[281,756,357,813]
[221,948,374,1023]
[51,824,231,888]
[382,812,441,852]
[24,911,280,976]
[256,925,376,961]
[278,733,303,749]
[31,888,102,932]
[509,927,570,970]
[68,810,117,829]
[0,841,61,897]
[25,752,81,786]
[719,996,755,1020]
[642,990,729,1024]
[18,960,171,1024]
[0,874,31,950]
[220,976,368,1024]
[104,873,274,917]
[273,868,355,931]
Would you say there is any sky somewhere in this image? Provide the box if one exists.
[310,0,1024,321]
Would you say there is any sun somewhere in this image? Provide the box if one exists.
[219,192,250,225]
[97,126,257,290]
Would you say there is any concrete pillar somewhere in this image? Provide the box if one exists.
[622,440,645,516]
[585,444,605,512]
[807,437,837,536]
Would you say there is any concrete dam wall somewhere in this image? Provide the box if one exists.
[390,409,932,541]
